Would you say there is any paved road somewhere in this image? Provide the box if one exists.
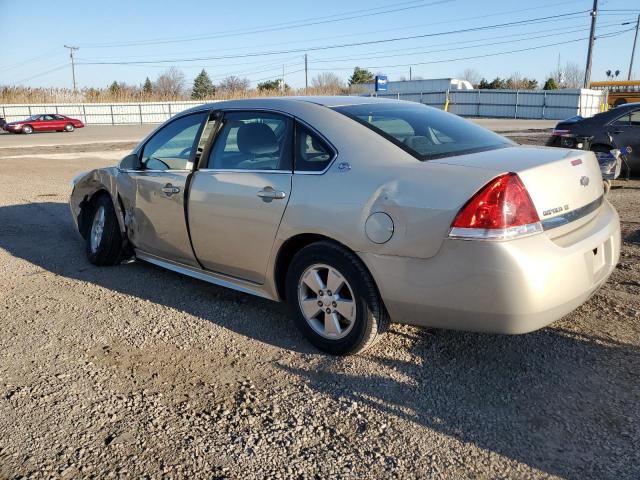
[0,119,556,149]
[0,125,155,148]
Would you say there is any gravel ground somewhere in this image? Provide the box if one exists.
[0,135,638,479]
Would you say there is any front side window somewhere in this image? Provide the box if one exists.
[207,112,292,171]
[629,109,640,126]
[141,112,207,171]
[295,124,334,172]
[332,103,512,160]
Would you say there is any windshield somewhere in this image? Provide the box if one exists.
[332,102,512,160]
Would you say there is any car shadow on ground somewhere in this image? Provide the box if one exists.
[1,201,638,479]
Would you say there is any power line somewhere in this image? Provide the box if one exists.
[8,64,69,85]
[72,0,586,62]
[76,10,590,65]
[308,28,633,72]
[0,49,61,72]
[308,21,624,65]
[78,0,451,49]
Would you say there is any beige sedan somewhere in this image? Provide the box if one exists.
[70,97,620,354]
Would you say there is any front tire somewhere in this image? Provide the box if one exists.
[64,123,75,132]
[285,241,388,355]
[85,195,123,266]
[22,125,33,134]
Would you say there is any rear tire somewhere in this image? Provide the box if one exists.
[22,125,33,134]
[64,123,75,132]
[285,241,388,355]
[85,194,123,266]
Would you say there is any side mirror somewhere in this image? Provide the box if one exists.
[119,153,142,170]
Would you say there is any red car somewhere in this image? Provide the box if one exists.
[3,114,84,134]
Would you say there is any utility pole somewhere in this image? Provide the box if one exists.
[409,66,412,81]
[583,0,598,88]
[304,54,308,94]
[64,45,79,92]
[282,64,285,94]
[628,14,640,80]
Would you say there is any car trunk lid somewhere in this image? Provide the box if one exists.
[432,145,604,237]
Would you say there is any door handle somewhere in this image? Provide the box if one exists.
[257,187,286,200]
[161,183,180,196]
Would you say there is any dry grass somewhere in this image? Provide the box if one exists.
[0,85,364,104]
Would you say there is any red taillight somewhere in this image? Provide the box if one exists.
[449,173,542,240]
[552,129,570,136]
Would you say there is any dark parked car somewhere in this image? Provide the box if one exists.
[547,103,640,173]
[3,114,84,134]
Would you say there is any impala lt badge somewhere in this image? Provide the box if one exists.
[580,176,590,186]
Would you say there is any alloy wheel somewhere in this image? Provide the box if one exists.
[297,263,356,340]
[90,206,105,254]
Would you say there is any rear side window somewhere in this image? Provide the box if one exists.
[332,103,511,160]
[295,124,334,172]
[612,113,631,126]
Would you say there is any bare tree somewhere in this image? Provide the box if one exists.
[217,75,250,92]
[311,72,344,89]
[154,67,186,98]
[548,61,583,89]
[457,68,481,87]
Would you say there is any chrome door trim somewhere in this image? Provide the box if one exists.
[135,250,275,300]
[197,168,292,174]
[118,169,191,174]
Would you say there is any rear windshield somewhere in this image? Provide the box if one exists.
[332,102,512,160]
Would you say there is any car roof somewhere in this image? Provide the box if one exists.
[182,95,408,115]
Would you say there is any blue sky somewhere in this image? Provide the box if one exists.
[1,0,638,89]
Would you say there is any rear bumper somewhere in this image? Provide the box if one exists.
[361,200,621,334]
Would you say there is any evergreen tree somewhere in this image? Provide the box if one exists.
[142,77,153,95]
[348,67,374,86]
[543,78,558,90]
[191,69,216,99]
[108,81,121,97]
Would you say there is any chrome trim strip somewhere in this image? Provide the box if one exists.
[119,169,191,174]
[448,222,543,241]
[197,168,291,174]
[541,195,604,231]
[135,250,274,300]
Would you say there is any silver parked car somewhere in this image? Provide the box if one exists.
[69,97,621,354]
